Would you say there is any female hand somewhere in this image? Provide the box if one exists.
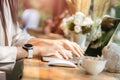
[28,38,84,59]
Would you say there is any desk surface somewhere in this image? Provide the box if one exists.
[21,59,120,80]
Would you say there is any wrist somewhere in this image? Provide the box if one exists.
[17,47,28,60]
[22,44,33,58]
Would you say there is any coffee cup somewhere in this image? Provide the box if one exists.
[78,56,107,75]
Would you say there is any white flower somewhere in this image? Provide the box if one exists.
[81,17,93,26]
[60,11,93,34]
[61,18,67,29]
[67,16,74,21]
[74,25,82,33]
[74,12,85,26]
[74,18,81,26]
[75,12,85,18]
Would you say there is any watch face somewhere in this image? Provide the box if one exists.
[25,44,33,47]
[23,44,33,58]
[24,44,33,50]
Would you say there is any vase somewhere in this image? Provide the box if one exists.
[74,33,87,50]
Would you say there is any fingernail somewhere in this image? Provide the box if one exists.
[65,56,68,60]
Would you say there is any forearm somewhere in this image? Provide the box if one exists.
[27,38,54,46]
[16,47,28,60]
[27,38,43,45]
[16,46,42,59]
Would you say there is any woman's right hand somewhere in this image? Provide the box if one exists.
[33,45,73,60]
[29,38,84,60]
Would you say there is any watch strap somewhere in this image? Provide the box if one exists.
[28,49,33,58]
[23,44,33,58]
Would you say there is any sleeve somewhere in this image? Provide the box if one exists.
[0,47,17,71]
[12,25,35,46]
[0,23,34,71]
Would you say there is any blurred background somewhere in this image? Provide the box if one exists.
[18,0,67,28]
[17,0,120,39]
[18,0,120,24]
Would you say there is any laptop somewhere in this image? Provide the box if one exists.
[42,17,120,64]
[85,17,120,57]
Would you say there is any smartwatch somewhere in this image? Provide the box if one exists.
[23,44,33,58]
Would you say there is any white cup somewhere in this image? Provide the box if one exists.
[78,56,107,75]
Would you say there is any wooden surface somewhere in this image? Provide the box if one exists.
[21,59,120,80]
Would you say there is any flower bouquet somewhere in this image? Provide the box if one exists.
[61,12,93,49]
[61,12,93,35]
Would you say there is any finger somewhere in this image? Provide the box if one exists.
[71,42,84,56]
[64,50,73,59]
[54,51,64,59]
[44,51,64,59]
[57,50,69,59]
[54,45,70,59]
[64,40,84,57]
[63,41,81,57]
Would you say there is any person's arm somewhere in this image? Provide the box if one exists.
[0,46,17,71]
[12,27,34,46]
[16,47,28,60]
[0,44,30,71]
[12,27,83,60]
[0,45,31,72]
